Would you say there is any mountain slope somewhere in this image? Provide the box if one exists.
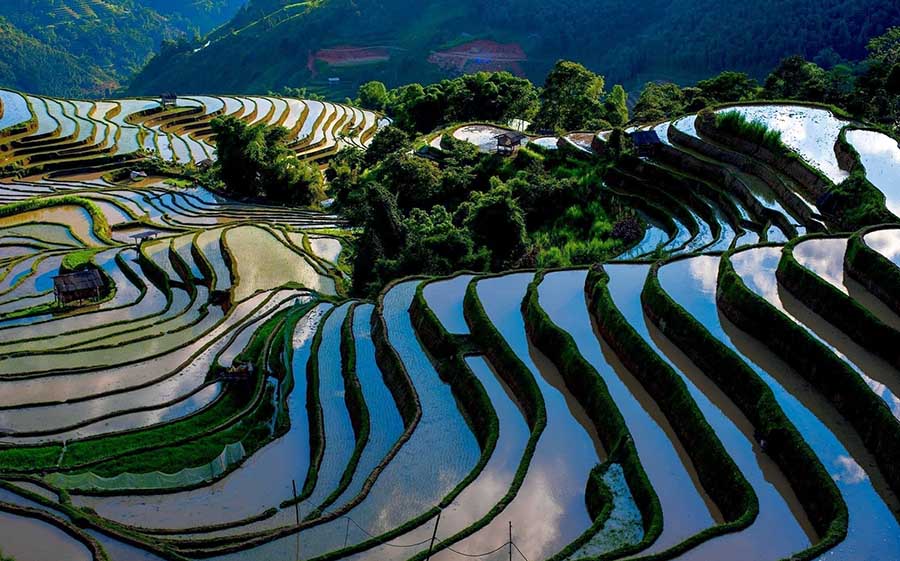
[0,0,247,97]
[127,0,900,98]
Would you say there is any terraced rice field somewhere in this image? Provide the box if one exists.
[1,97,900,561]
[0,89,381,172]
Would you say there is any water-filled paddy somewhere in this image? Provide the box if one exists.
[716,105,849,184]
[846,129,900,217]
[733,247,900,419]
[863,228,900,267]
[538,269,716,554]
[468,273,629,560]
[660,256,900,559]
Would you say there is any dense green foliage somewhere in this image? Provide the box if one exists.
[334,124,634,296]
[209,115,325,205]
[126,0,900,101]
[631,29,900,134]
[357,71,538,133]
[0,0,245,97]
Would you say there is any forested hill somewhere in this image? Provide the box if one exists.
[0,0,247,97]
[127,0,900,98]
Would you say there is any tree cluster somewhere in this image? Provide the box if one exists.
[331,124,632,296]
[209,115,325,205]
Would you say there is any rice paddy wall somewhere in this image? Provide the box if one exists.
[844,228,900,316]
[777,236,900,367]
[586,265,758,556]
[522,271,662,559]
[718,250,900,506]
[641,260,848,559]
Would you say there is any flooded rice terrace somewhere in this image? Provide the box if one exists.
[1,92,900,561]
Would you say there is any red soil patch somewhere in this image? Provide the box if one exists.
[428,40,527,75]
[308,45,391,76]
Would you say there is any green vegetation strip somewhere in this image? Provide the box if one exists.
[587,265,757,558]
[180,278,497,558]
[844,227,900,316]
[777,235,900,368]
[65,308,293,489]
[522,271,660,559]
[307,302,371,517]
[295,305,333,503]
[403,276,545,561]
[719,248,900,502]
[642,258,847,559]
[0,196,114,244]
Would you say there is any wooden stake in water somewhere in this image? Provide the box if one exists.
[292,479,301,561]
[425,510,441,561]
[509,521,513,561]
[344,517,351,547]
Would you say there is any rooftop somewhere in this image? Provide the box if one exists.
[53,269,104,294]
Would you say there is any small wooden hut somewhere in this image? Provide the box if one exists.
[496,133,520,156]
[53,269,105,306]
[161,93,178,108]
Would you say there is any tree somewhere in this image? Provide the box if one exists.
[364,126,411,167]
[867,27,900,66]
[461,182,528,269]
[602,84,629,126]
[533,60,606,132]
[696,71,758,102]
[632,82,687,122]
[357,81,389,111]
[762,56,827,101]
[376,153,443,211]
[210,115,324,205]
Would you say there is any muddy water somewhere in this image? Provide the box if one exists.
[0,206,107,247]
[226,226,335,300]
[453,272,635,560]
[608,264,817,560]
[1,292,304,438]
[301,303,356,512]
[75,304,331,529]
[172,233,205,280]
[733,247,900,419]
[215,281,481,560]
[143,239,182,283]
[309,237,342,265]
[0,286,219,374]
[196,228,232,291]
[659,256,900,559]
[864,228,900,268]
[328,304,404,510]
[0,510,92,561]
[539,270,717,555]
[0,251,166,351]
[846,129,900,217]
[0,248,145,334]
[792,238,900,330]
[422,274,475,335]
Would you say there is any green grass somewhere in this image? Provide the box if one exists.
[715,110,785,153]
[60,248,101,273]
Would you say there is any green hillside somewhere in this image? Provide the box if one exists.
[0,0,247,97]
[127,0,900,98]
